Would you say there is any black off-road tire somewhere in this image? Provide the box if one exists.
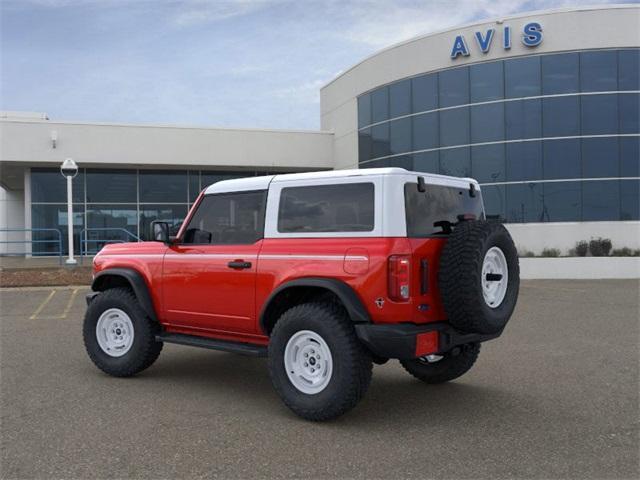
[400,343,480,384]
[268,302,373,421]
[83,287,163,377]
[439,220,519,334]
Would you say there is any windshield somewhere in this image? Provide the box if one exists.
[404,182,485,237]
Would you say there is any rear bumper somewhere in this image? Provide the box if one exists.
[354,322,501,360]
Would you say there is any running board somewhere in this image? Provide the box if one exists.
[156,333,268,357]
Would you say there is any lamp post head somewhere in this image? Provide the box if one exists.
[60,158,78,178]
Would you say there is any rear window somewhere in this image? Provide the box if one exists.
[278,183,375,233]
[404,182,484,237]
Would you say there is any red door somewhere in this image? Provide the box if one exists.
[162,241,262,334]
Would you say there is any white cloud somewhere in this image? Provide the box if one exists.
[171,0,282,27]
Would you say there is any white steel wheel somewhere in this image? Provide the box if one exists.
[284,330,333,395]
[95,308,135,357]
[482,246,509,309]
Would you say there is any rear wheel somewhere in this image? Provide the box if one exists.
[268,302,372,421]
[83,287,163,377]
[400,343,480,384]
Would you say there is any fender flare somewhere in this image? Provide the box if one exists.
[259,277,371,334]
[91,268,158,322]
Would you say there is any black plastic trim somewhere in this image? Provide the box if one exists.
[259,277,371,334]
[355,322,501,360]
[157,333,267,357]
[91,268,158,322]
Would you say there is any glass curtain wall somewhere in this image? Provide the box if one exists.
[31,168,282,255]
[357,48,640,223]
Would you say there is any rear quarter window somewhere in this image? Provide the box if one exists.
[278,183,375,233]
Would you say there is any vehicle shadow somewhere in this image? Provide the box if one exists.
[140,348,526,429]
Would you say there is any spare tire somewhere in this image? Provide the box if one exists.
[438,221,519,334]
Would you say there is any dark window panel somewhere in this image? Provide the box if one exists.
[387,155,413,170]
[581,50,617,92]
[543,182,581,222]
[85,205,138,253]
[188,171,200,203]
[389,117,412,155]
[184,191,266,243]
[471,103,504,143]
[86,169,136,203]
[389,79,411,118]
[471,144,505,183]
[412,112,439,151]
[439,67,469,108]
[581,94,618,135]
[439,107,469,147]
[542,52,579,95]
[139,170,188,203]
[542,96,580,137]
[470,61,504,102]
[371,87,389,123]
[358,128,373,163]
[543,138,581,180]
[139,204,188,241]
[505,56,541,98]
[619,49,640,91]
[619,93,640,134]
[440,147,471,178]
[31,204,84,255]
[411,74,438,113]
[481,184,505,221]
[506,142,543,181]
[620,180,640,220]
[413,151,439,174]
[360,159,391,169]
[31,168,84,203]
[582,180,620,221]
[505,98,542,140]
[371,123,390,158]
[620,137,640,177]
[506,183,544,223]
[278,183,374,233]
[582,137,619,178]
[358,94,372,128]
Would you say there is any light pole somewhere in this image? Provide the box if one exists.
[60,158,78,265]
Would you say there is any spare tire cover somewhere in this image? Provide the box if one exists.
[438,221,519,334]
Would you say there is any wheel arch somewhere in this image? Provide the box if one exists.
[92,268,158,322]
[259,277,370,335]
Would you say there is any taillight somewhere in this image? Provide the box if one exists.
[388,255,410,301]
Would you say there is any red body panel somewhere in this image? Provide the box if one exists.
[92,235,449,346]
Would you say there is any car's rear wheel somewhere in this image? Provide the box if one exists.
[268,302,372,421]
[400,343,480,384]
[83,287,163,377]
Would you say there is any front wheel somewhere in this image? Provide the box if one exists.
[400,343,480,384]
[268,302,372,421]
[83,287,163,377]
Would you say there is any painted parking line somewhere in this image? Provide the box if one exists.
[29,289,57,320]
[30,288,82,320]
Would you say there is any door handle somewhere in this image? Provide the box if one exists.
[227,260,252,269]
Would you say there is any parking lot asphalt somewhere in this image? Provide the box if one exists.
[1,280,638,479]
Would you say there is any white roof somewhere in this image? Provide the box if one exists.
[203,168,478,194]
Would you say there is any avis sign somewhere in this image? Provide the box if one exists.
[450,22,543,59]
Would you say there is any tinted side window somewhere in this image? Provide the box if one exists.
[183,191,266,244]
[278,183,374,233]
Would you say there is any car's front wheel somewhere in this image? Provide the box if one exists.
[268,302,372,421]
[83,287,163,377]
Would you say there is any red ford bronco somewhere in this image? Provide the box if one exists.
[84,168,519,421]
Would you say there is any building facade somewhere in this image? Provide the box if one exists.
[320,5,640,253]
[1,5,639,257]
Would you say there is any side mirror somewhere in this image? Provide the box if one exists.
[152,221,170,244]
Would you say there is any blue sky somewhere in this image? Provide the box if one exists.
[0,0,631,129]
